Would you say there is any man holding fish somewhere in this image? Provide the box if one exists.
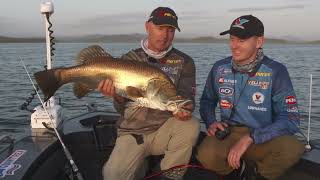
[33,7,199,180]
[98,7,200,180]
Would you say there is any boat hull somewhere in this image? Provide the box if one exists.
[1,111,319,180]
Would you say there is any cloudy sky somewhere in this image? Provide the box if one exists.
[1,0,319,41]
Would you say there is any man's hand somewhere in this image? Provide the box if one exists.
[97,79,124,103]
[227,134,253,169]
[98,79,115,97]
[207,121,228,136]
[173,102,193,121]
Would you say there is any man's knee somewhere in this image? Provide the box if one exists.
[275,136,304,163]
[184,118,200,148]
[168,117,200,144]
[180,117,200,141]
[102,135,146,180]
[102,160,124,179]
[196,136,229,173]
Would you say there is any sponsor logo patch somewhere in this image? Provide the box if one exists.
[248,80,270,89]
[252,92,264,104]
[219,87,234,96]
[160,66,179,74]
[285,96,297,105]
[0,150,26,178]
[232,18,249,29]
[218,77,237,84]
[218,77,224,84]
[163,12,177,19]
[288,113,300,120]
[248,106,267,112]
[166,59,182,64]
[220,100,233,109]
[255,72,272,77]
[287,106,298,113]
[217,67,232,76]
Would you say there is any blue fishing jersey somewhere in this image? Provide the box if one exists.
[200,56,300,144]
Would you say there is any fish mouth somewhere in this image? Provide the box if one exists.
[165,99,193,114]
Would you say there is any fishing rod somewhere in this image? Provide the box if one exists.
[19,57,84,180]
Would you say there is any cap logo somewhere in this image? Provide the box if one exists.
[156,10,176,19]
[232,18,249,29]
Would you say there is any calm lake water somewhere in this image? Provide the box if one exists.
[0,43,319,140]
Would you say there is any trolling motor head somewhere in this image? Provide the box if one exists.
[40,2,54,15]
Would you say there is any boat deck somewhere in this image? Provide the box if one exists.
[0,111,319,180]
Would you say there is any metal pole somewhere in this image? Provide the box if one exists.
[40,1,54,69]
[305,74,313,150]
[45,14,52,69]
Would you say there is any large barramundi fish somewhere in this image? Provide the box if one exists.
[34,45,191,113]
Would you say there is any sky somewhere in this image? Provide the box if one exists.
[0,0,319,41]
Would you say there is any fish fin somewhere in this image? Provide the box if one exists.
[121,50,146,62]
[73,83,93,98]
[76,45,112,65]
[34,69,62,102]
[126,86,144,99]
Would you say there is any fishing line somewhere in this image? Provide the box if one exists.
[19,56,84,180]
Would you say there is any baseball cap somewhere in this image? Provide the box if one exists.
[220,15,264,39]
[148,7,180,32]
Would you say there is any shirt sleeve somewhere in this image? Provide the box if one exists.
[176,57,196,111]
[199,66,219,128]
[251,65,300,144]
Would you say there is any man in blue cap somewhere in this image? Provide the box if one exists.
[196,15,304,179]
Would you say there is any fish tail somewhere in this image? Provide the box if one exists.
[34,69,62,101]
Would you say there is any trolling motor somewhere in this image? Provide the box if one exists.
[30,1,63,129]
[20,2,84,180]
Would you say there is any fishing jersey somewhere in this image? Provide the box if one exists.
[114,48,196,136]
[200,56,300,144]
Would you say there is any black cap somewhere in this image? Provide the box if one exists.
[220,15,264,39]
[148,7,180,32]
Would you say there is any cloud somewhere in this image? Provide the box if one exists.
[54,12,148,36]
[62,10,221,29]
[0,16,44,37]
[58,11,223,36]
[0,16,13,24]
[0,16,20,36]
[62,12,146,28]
[229,5,304,12]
